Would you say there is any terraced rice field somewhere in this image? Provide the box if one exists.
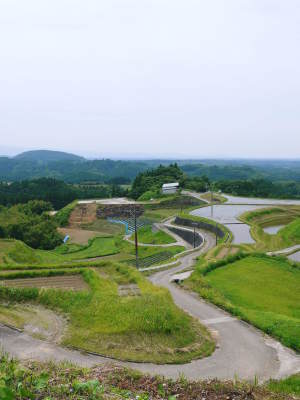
[0,275,89,291]
[215,246,239,259]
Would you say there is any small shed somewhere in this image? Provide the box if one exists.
[162,182,179,194]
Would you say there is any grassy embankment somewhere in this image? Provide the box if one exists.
[81,218,125,235]
[54,200,78,227]
[0,235,184,269]
[130,225,176,245]
[186,253,300,352]
[200,192,228,204]
[239,206,300,251]
[0,354,298,400]
[0,262,214,364]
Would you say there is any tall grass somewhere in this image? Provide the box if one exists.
[0,263,214,363]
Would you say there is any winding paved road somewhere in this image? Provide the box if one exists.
[1,229,299,382]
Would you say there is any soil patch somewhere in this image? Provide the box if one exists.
[58,227,101,244]
[69,203,98,227]
[0,275,89,291]
[118,284,141,297]
[0,303,66,343]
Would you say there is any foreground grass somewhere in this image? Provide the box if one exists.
[0,263,214,364]
[130,225,176,245]
[0,355,296,400]
[268,373,300,396]
[186,254,300,352]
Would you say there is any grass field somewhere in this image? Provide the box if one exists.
[130,225,176,245]
[142,207,180,221]
[0,235,184,269]
[203,243,240,262]
[267,373,300,396]
[186,254,300,352]
[0,263,214,363]
[240,206,300,251]
[81,218,125,235]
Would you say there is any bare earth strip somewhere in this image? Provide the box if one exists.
[58,227,102,244]
[0,275,89,291]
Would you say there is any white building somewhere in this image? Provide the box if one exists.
[162,182,179,194]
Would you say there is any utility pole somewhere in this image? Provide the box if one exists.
[194,225,196,248]
[210,186,214,218]
[134,205,138,269]
[192,222,197,248]
[207,184,217,246]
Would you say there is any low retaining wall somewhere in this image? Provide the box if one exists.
[175,217,225,238]
[167,226,203,248]
[97,205,144,219]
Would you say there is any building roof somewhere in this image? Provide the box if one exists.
[162,182,179,188]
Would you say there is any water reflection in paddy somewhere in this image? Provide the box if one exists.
[288,251,300,262]
[191,204,268,244]
[263,225,285,235]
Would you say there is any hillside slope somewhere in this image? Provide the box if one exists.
[15,150,84,163]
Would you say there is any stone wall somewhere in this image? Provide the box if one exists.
[97,204,144,219]
[175,216,225,238]
[167,226,203,248]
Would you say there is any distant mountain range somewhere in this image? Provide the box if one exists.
[14,150,85,163]
[0,149,299,184]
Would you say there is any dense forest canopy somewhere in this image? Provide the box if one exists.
[130,164,185,200]
[215,179,300,199]
[0,200,62,249]
[1,150,300,184]
[0,178,127,209]
[0,157,148,183]
[131,165,300,200]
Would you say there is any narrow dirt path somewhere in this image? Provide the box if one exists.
[267,244,300,256]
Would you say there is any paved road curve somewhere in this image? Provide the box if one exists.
[1,231,300,382]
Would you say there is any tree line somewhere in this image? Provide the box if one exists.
[0,178,127,209]
[131,164,300,200]
[0,200,62,250]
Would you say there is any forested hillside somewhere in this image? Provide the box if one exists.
[0,157,147,183]
[0,200,61,249]
[1,150,300,184]
[0,178,127,209]
[15,150,84,162]
[131,165,300,200]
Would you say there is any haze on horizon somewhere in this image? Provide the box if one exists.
[0,0,299,159]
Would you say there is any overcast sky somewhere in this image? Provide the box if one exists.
[0,0,299,159]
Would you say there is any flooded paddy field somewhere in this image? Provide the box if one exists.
[288,251,300,262]
[223,194,300,206]
[263,225,285,235]
[190,204,266,244]
[191,195,300,245]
